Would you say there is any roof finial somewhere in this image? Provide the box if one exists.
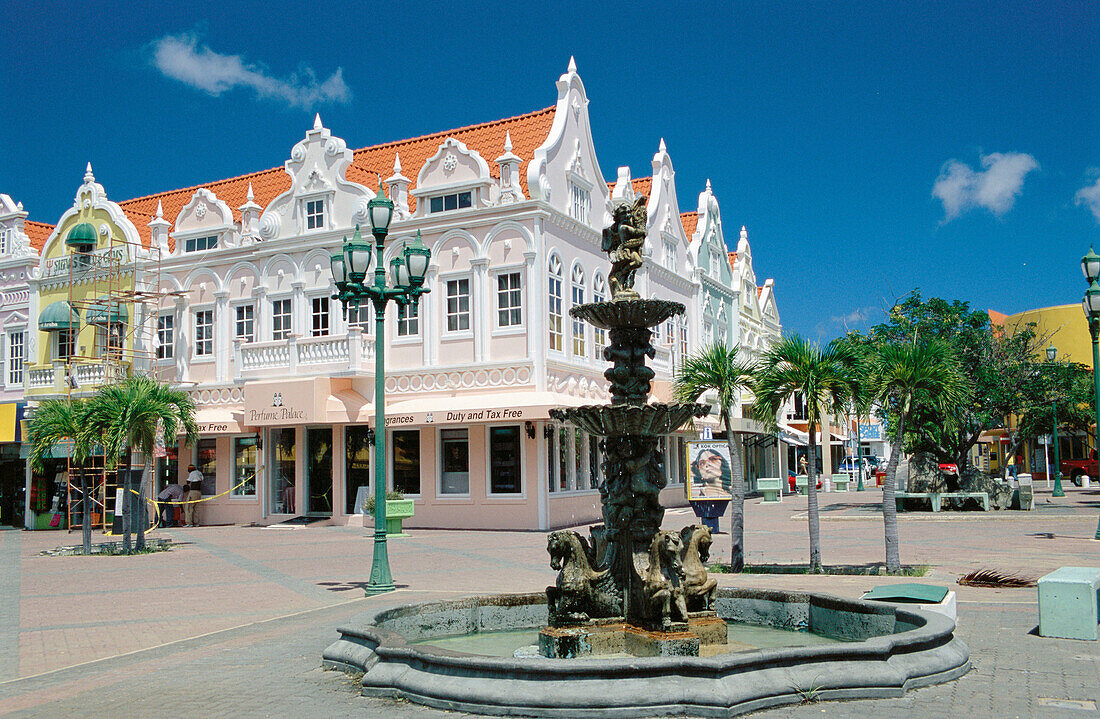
[741,225,748,239]
[705,178,712,191]
[84,162,94,182]
[393,152,402,173]
[658,138,667,153]
[155,200,164,219]
[568,56,577,73]
[377,173,386,197]
[313,113,323,130]
[504,131,513,153]
[246,182,255,201]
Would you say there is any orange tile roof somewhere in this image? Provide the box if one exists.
[757,286,763,298]
[987,309,1006,326]
[631,177,652,198]
[727,251,738,271]
[24,221,53,251]
[115,106,556,250]
[680,212,698,238]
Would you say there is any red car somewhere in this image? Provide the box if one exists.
[787,474,822,492]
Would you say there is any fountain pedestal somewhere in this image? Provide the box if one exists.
[538,613,728,659]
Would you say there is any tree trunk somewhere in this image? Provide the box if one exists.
[80,465,91,556]
[882,412,905,573]
[806,421,822,573]
[724,414,745,572]
[135,456,150,551]
[121,451,133,554]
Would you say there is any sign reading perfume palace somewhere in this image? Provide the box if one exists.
[43,246,128,279]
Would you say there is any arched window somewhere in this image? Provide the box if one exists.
[592,273,607,359]
[571,264,586,357]
[548,255,563,352]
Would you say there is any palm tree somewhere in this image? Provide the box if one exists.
[868,339,963,572]
[674,342,755,571]
[27,399,95,554]
[88,376,198,552]
[753,335,857,572]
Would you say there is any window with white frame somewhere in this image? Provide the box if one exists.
[679,320,688,361]
[96,323,123,358]
[0,228,9,255]
[346,301,372,332]
[306,199,325,230]
[272,299,292,340]
[235,305,255,343]
[496,272,522,327]
[592,274,607,359]
[184,235,218,253]
[445,278,471,332]
[157,314,174,360]
[397,299,419,336]
[428,191,473,213]
[548,256,563,352]
[703,319,714,346]
[55,329,75,361]
[194,309,213,356]
[440,428,470,495]
[7,331,23,385]
[569,182,590,224]
[709,248,720,276]
[571,266,586,356]
[311,296,330,337]
[663,239,676,266]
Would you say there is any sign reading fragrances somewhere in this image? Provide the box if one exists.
[43,246,128,279]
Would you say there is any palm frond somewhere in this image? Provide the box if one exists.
[673,342,753,420]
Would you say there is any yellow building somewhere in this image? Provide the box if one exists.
[1002,304,1092,365]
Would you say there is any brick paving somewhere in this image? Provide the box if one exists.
[0,485,1096,718]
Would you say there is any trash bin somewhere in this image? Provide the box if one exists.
[875,470,886,486]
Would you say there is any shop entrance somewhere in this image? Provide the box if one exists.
[305,427,333,517]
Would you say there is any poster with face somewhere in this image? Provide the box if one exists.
[686,441,733,501]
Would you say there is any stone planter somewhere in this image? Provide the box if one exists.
[384,499,414,537]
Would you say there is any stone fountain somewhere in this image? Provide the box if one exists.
[540,195,717,657]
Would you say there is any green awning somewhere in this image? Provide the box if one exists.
[862,583,949,604]
[65,222,97,246]
[86,297,128,325]
[38,301,80,331]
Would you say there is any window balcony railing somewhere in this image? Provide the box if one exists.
[25,360,130,397]
[234,329,376,380]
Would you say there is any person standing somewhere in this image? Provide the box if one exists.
[184,464,203,527]
[157,481,185,528]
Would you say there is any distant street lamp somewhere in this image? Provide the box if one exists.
[330,181,431,595]
[1080,247,1100,519]
[1046,343,1064,498]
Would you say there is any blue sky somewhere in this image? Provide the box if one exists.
[2,1,1097,338]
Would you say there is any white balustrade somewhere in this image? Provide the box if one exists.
[28,366,55,389]
[236,332,375,378]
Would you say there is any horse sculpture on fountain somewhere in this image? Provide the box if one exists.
[644,530,689,630]
[679,525,718,611]
[546,530,622,626]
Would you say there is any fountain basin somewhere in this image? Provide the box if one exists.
[322,587,970,718]
[549,402,710,438]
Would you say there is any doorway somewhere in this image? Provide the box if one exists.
[306,427,333,516]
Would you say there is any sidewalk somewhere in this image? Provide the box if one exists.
[0,486,1096,718]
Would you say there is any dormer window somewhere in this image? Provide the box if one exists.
[569,183,590,224]
[709,249,719,276]
[428,192,472,214]
[0,228,8,254]
[306,199,325,229]
[663,240,676,266]
[184,235,218,253]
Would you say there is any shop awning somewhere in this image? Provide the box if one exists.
[182,407,243,435]
[86,297,128,325]
[0,402,25,443]
[327,389,372,424]
[39,301,80,330]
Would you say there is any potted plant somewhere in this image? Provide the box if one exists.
[366,490,414,537]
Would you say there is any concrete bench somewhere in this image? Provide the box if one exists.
[757,477,783,503]
[939,492,989,511]
[794,475,808,495]
[895,491,936,511]
[832,474,850,492]
[1038,567,1100,640]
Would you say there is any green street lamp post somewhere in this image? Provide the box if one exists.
[331,181,431,595]
[1046,343,1064,498]
[1080,248,1100,521]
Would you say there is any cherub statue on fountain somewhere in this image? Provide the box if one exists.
[601,196,648,300]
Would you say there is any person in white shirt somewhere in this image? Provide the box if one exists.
[184,464,204,526]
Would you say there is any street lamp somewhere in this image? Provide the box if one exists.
[1045,343,1065,498]
[1081,248,1100,526]
[331,180,431,595]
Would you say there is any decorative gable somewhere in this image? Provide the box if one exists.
[412,137,494,215]
[645,140,690,268]
[0,194,36,260]
[258,114,372,241]
[172,188,237,253]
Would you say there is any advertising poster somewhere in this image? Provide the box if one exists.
[685,440,733,501]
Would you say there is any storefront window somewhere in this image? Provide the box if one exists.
[558,426,569,491]
[393,430,420,495]
[547,428,557,493]
[270,427,295,514]
[195,438,217,495]
[588,435,601,489]
[574,428,586,490]
[345,426,371,513]
[440,428,469,495]
[306,428,333,516]
[232,437,257,497]
[155,445,179,496]
[489,426,521,494]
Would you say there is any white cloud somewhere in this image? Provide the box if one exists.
[932,152,1039,221]
[1075,175,1100,223]
[151,33,351,109]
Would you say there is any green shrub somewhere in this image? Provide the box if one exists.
[364,490,405,515]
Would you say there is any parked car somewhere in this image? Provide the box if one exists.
[1059,450,1094,487]
[837,458,868,476]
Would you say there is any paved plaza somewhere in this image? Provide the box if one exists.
[0,486,1097,718]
